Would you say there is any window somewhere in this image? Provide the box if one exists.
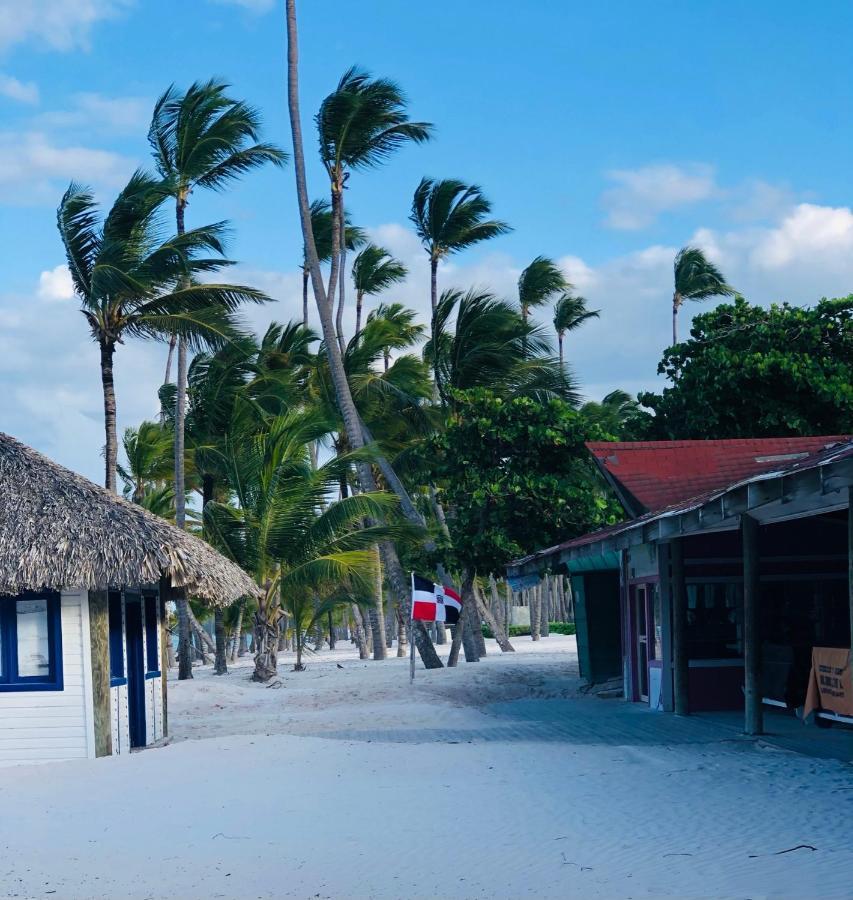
[0,591,63,692]
[686,582,743,659]
[108,590,125,686]
[144,594,160,677]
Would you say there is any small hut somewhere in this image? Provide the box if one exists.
[0,432,258,766]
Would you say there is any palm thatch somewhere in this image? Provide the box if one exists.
[0,433,258,605]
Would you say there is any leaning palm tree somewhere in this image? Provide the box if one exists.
[410,177,511,333]
[286,2,442,668]
[672,246,735,345]
[118,420,174,502]
[351,244,407,337]
[149,78,287,532]
[204,407,415,681]
[553,293,599,367]
[367,302,424,372]
[57,172,266,495]
[301,199,366,326]
[518,256,569,324]
[316,66,432,351]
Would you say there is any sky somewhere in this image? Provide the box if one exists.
[1,0,853,483]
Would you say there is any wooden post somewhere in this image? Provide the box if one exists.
[671,539,689,716]
[743,513,763,736]
[88,589,112,757]
[159,580,170,739]
[837,486,851,741]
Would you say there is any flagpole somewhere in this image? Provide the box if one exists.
[410,571,416,684]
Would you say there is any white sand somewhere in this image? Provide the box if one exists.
[2,635,852,899]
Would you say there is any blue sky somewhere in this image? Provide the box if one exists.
[2,0,853,482]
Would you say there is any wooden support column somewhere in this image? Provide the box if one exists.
[848,487,853,657]
[87,589,112,757]
[670,539,689,716]
[742,513,763,736]
[159,578,170,739]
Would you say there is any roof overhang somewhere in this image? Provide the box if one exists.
[507,445,853,580]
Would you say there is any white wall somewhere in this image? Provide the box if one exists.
[0,590,92,767]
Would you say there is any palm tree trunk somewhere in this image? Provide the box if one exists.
[176,587,192,679]
[302,266,309,327]
[213,608,227,675]
[479,582,514,652]
[335,190,348,354]
[351,604,370,659]
[355,289,365,337]
[163,333,177,385]
[99,339,118,493]
[530,584,541,641]
[252,590,279,682]
[230,601,244,662]
[430,255,438,314]
[672,293,679,345]
[370,545,387,660]
[285,0,443,669]
[558,333,564,368]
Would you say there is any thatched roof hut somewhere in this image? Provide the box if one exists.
[0,432,257,604]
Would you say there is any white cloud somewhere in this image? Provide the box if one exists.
[0,0,128,52]
[0,131,134,204]
[602,163,718,230]
[37,264,74,302]
[36,92,150,134]
[0,74,38,104]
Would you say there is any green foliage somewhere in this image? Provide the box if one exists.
[421,390,620,576]
[482,622,576,638]
[640,296,853,438]
[673,246,736,304]
[518,256,569,316]
[580,390,652,441]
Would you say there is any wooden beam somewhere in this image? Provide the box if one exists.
[159,577,170,739]
[742,514,763,736]
[87,589,112,757]
[671,539,689,716]
[849,488,853,671]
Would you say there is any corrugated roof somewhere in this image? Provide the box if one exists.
[586,436,851,515]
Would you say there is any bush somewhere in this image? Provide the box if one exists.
[482,622,575,639]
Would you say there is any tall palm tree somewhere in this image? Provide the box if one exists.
[518,256,569,323]
[286,1,442,668]
[148,78,287,531]
[204,408,413,681]
[367,302,424,372]
[553,293,599,367]
[57,172,266,494]
[316,66,432,352]
[301,199,366,327]
[672,246,735,345]
[410,177,511,333]
[580,389,646,439]
[351,244,407,337]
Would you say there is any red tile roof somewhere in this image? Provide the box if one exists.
[586,437,851,515]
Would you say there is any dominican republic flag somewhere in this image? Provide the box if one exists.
[411,574,463,624]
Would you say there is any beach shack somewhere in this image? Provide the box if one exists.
[507,437,853,735]
[0,432,258,766]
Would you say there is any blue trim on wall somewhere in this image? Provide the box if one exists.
[0,591,64,693]
[144,671,161,680]
[110,676,128,687]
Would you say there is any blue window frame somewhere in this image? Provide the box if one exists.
[0,591,64,692]
[108,590,126,687]
[144,593,160,678]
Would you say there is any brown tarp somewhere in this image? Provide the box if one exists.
[803,647,853,719]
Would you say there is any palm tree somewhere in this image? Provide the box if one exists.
[553,293,599,367]
[410,177,511,335]
[672,246,735,345]
[580,390,649,440]
[118,420,174,502]
[367,302,424,372]
[351,244,407,337]
[57,172,266,494]
[301,199,366,327]
[518,256,569,323]
[148,78,287,532]
[316,66,432,352]
[425,288,578,408]
[285,2,442,668]
[204,408,413,681]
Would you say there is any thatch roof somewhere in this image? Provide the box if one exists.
[0,432,259,605]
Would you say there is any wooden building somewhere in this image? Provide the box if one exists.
[507,437,853,734]
[0,433,258,766]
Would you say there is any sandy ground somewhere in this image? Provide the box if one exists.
[2,635,853,899]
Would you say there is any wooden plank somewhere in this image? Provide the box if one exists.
[671,539,689,716]
[159,579,169,739]
[87,589,112,757]
[743,514,763,736]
